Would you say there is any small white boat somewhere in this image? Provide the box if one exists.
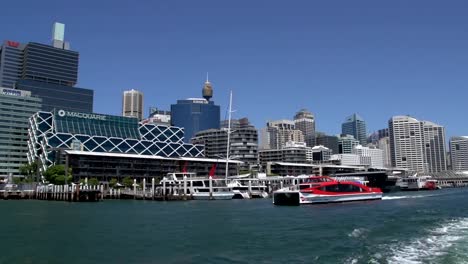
[398,175,439,191]
[227,179,269,199]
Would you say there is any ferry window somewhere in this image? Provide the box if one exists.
[322,185,340,192]
[299,184,311,190]
[322,184,361,192]
[338,184,361,192]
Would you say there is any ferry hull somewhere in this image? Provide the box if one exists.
[273,191,382,206]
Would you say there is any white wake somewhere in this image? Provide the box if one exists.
[387,218,468,264]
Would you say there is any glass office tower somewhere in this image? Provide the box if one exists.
[0,88,41,177]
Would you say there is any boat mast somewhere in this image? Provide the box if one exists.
[225,90,233,184]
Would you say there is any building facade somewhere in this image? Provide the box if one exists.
[27,109,243,181]
[294,109,315,147]
[342,113,367,146]
[0,40,25,88]
[316,132,339,155]
[352,145,385,168]
[0,24,94,113]
[191,118,258,169]
[28,110,204,171]
[311,145,332,162]
[338,134,359,154]
[260,120,305,150]
[422,121,447,173]
[122,89,143,120]
[259,142,312,167]
[0,88,41,177]
[450,136,468,171]
[378,137,392,168]
[171,98,220,143]
[330,154,362,166]
[16,79,93,113]
[389,116,447,173]
[389,116,426,172]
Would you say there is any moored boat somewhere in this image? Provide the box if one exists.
[273,176,382,206]
[398,175,440,191]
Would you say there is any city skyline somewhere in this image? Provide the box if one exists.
[1,1,467,139]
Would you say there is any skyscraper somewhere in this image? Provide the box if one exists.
[378,137,392,168]
[171,78,220,142]
[294,109,316,147]
[389,116,447,173]
[0,87,41,177]
[342,113,367,146]
[450,136,468,171]
[0,23,94,113]
[0,40,25,88]
[122,89,144,120]
[422,121,447,173]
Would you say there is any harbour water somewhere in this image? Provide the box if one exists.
[2,188,468,264]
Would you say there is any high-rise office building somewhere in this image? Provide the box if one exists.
[389,116,426,172]
[342,113,367,146]
[338,134,359,154]
[0,23,94,113]
[0,87,41,177]
[122,89,144,120]
[16,80,93,113]
[378,137,392,168]
[316,132,339,155]
[171,78,220,142]
[422,121,447,173]
[294,109,316,147]
[450,136,468,171]
[0,40,25,88]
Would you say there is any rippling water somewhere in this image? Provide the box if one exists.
[2,189,468,263]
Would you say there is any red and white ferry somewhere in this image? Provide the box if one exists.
[273,176,383,206]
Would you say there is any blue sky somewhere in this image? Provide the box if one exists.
[2,0,468,138]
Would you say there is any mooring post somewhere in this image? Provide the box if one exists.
[151,178,155,200]
[209,176,213,200]
[142,178,146,199]
[190,179,193,199]
[183,176,187,200]
[133,179,137,199]
[162,177,166,200]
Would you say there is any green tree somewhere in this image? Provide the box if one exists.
[19,162,38,182]
[122,176,133,188]
[109,178,118,188]
[88,178,99,186]
[43,165,72,185]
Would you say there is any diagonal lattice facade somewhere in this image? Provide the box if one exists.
[28,111,204,172]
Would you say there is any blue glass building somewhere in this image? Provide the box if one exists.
[342,113,367,146]
[171,98,220,142]
[16,79,93,113]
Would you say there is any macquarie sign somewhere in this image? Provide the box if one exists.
[57,109,107,121]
